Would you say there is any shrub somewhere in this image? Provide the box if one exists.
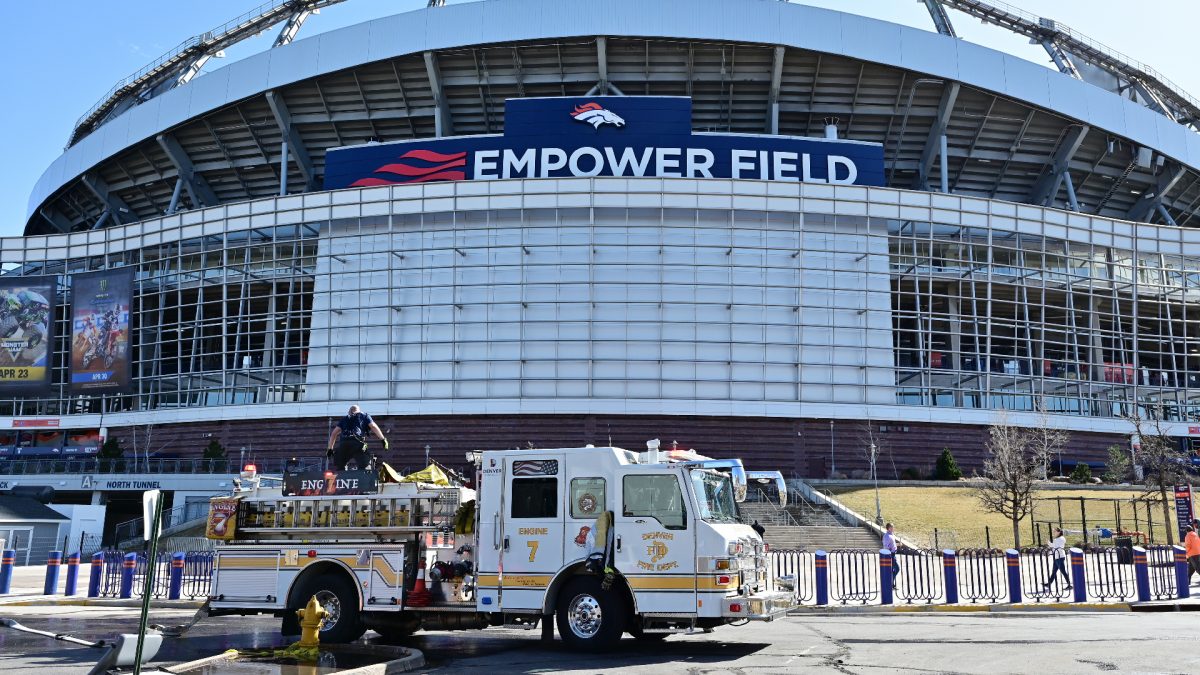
[1070,462,1092,484]
[1102,444,1131,483]
[203,439,227,459]
[899,467,925,480]
[934,447,963,481]
[98,436,123,458]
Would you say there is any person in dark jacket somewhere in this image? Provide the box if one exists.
[326,405,389,470]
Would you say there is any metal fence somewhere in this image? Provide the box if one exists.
[90,550,213,599]
[1084,547,1138,602]
[828,549,880,605]
[894,549,943,604]
[768,549,816,604]
[956,549,1009,603]
[0,456,322,476]
[1146,545,1177,601]
[1018,548,1073,602]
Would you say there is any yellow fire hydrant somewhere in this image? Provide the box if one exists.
[296,594,327,648]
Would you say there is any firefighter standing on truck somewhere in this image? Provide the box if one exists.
[327,404,389,470]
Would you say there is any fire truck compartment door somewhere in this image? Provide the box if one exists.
[614,470,697,614]
[500,454,565,611]
[366,551,405,610]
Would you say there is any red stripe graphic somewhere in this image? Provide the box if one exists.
[376,157,466,176]
[400,149,466,162]
[349,177,399,187]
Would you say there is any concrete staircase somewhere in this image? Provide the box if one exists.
[741,491,881,551]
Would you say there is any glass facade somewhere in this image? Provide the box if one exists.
[0,179,1197,425]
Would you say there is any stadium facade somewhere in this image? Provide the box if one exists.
[6,0,1200,477]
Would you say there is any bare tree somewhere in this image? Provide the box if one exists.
[975,411,1049,549]
[1125,407,1190,545]
[1027,399,1071,480]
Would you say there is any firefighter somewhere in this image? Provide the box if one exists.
[326,404,389,470]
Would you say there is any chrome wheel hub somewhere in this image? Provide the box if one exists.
[567,593,603,639]
[314,590,341,630]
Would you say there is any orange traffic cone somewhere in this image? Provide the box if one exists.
[407,559,432,607]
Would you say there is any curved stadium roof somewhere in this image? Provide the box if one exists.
[25,0,1200,234]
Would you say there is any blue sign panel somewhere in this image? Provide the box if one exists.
[324,96,884,189]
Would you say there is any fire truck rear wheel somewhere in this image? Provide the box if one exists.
[291,573,366,643]
[555,576,627,651]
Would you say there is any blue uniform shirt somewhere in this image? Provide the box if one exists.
[337,412,373,440]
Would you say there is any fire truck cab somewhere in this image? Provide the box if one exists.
[207,441,792,650]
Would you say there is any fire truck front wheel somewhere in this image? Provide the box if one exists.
[555,576,628,651]
[290,573,366,643]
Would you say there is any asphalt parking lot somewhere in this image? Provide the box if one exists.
[1,604,1198,673]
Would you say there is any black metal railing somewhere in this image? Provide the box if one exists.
[1084,546,1137,602]
[0,456,322,476]
[1018,548,1072,602]
[768,549,815,604]
[1146,545,1177,601]
[828,549,880,605]
[894,549,944,604]
[956,549,1009,603]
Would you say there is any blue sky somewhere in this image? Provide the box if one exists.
[0,0,1196,236]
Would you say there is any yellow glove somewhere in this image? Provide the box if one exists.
[382,439,390,451]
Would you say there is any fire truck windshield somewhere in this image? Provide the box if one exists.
[690,470,740,523]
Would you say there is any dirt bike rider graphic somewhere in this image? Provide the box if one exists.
[0,289,49,353]
[84,308,121,369]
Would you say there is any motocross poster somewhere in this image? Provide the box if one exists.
[69,269,133,393]
[0,277,55,393]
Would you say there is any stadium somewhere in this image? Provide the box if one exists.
[7,0,1200,480]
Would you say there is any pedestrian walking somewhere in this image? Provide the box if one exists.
[751,520,766,538]
[1043,527,1071,589]
[1185,520,1200,584]
[326,404,389,470]
[883,522,899,588]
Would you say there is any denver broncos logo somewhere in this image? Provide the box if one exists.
[349,149,467,187]
[571,102,625,129]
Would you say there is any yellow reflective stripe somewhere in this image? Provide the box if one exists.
[475,573,552,588]
[371,556,401,587]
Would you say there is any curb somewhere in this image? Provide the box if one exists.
[0,596,205,609]
[788,601,1134,615]
[163,647,425,674]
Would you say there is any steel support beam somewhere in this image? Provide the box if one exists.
[766,46,785,134]
[912,82,959,191]
[597,37,609,95]
[273,10,313,47]
[174,54,214,88]
[1029,124,1090,205]
[424,51,454,137]
[38,206,73,233]
[1127,162,1185,222]
[156,132,219,207]
[265,90,317,190]
[922,0,958,37]
[79,173,133,225]
[1041,41,1081,79]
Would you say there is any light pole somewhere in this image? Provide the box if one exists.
[871,442,883,525]
[829,419,836,478]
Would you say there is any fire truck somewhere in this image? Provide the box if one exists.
[206,441,792,650]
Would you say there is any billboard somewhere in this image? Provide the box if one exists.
[70,269,134,393]
[0,277,55,393]
[325,96,885,189]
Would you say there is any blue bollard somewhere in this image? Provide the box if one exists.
[1173,545,1190,599]
[0,549,14,595]
[1006,549,1021,604]
[87,552,104,598]
[43,551,62,595]
[1070,548,1087,603]
[64,552,80,596]
[1132,546,1150,603]
[119,552,137,599]
[168,552,185,600]
[815,550,829,606]
[942,550,958,605]
[880,549,893,605]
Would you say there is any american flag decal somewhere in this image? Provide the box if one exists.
[512,459,559,476]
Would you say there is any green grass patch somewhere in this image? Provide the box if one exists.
[830,485,1176,550]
